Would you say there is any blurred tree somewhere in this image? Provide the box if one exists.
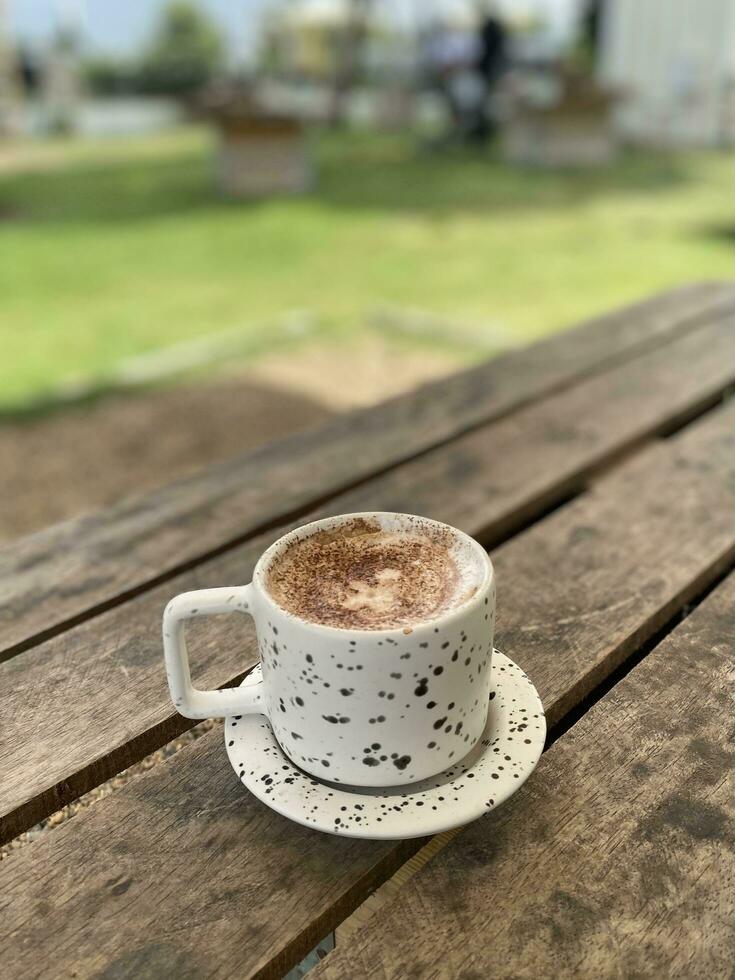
[84,57,137,95]
[138,1,222,97]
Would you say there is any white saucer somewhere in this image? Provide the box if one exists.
[224,651,545,840]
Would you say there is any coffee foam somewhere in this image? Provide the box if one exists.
[265,517,482,630]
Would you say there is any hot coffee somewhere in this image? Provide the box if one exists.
[265,517,483,630]
[164,511,496,786]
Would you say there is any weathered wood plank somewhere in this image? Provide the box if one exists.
[336,316,735,546]
[1,402,733,979]
[313,575,735,980]
[1,283,732,659]
[2,321,735,844]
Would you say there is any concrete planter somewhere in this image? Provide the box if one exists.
[214,114,312,198]
[505,76,619,168]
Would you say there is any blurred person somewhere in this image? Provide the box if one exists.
[424,22,483,145]
[17,46,42,94]
[582,0,605,61]
[474,1,509,142]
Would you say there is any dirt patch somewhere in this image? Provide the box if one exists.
[0,336,461,542]
[0,377,333,542]
[248,334,463,410]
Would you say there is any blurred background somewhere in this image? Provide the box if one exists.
[1,0,734,542]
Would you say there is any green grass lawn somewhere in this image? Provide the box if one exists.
[0,125,732,409]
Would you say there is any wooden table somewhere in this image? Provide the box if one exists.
[1,283,734,979]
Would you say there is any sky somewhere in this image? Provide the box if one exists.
[7,0,579,62]
[9,0,259,59]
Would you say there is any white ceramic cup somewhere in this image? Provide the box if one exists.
[163,512,495,787]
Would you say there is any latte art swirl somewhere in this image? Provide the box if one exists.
[266,519,482,630]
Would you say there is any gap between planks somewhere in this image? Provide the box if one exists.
[1,398,734,979]
[4,312,735,676]
[2,284,734,665]
[333,548,735,956]
[313,581,735,979]
[5,541,733,966]
[4,329,735,847]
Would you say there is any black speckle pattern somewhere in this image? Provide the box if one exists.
[255,592,499,788]
[225,652,544,840]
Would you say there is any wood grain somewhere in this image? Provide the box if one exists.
[1,402,734,979]
[313,575,735,980]
[330,316,735,548]
[2,282,732,660]
[2,321,735,844]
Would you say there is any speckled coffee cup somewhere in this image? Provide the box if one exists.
[163,512,495,787]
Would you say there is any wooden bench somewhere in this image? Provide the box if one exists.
[1,282,733,978]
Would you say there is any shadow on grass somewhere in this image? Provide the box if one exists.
[0,131,692,226]
[315,135,691,215]
[698,222,735,245]
[0,149,223,224]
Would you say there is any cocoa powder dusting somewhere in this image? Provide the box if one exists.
[266,520,474,630]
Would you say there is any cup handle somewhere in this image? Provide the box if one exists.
[163,584,265,719]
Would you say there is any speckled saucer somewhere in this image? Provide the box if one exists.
[224,651,545,839]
